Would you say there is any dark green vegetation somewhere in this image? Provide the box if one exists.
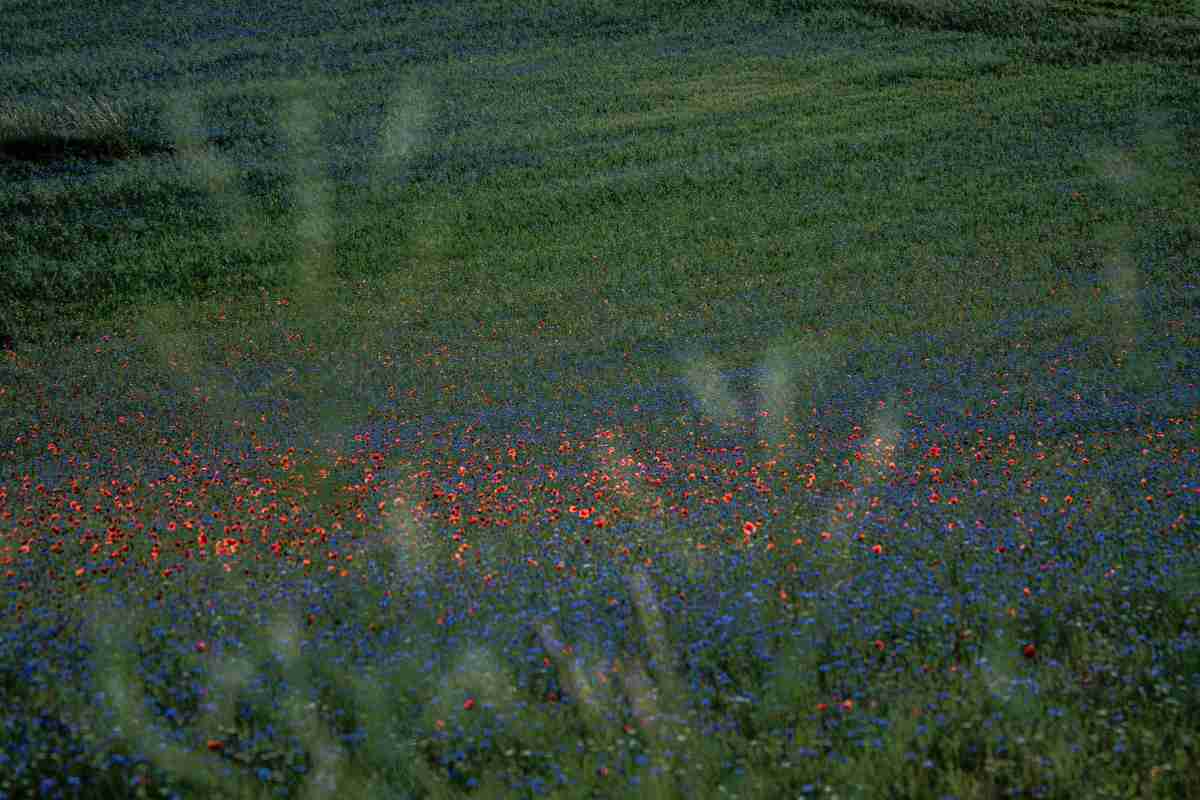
[1,0,1198,797]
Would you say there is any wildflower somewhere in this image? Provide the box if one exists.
[194,640,208,653]
[463,697,476,710]
[1023,643,1037,660]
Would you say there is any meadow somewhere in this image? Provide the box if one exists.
[1,0,1199,797]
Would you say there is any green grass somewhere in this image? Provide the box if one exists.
[1,0,1199,797]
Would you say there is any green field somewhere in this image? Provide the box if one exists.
[1,1,1199,797]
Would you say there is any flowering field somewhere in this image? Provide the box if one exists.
[2,292,1197,798]
[2,0,1199,797]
